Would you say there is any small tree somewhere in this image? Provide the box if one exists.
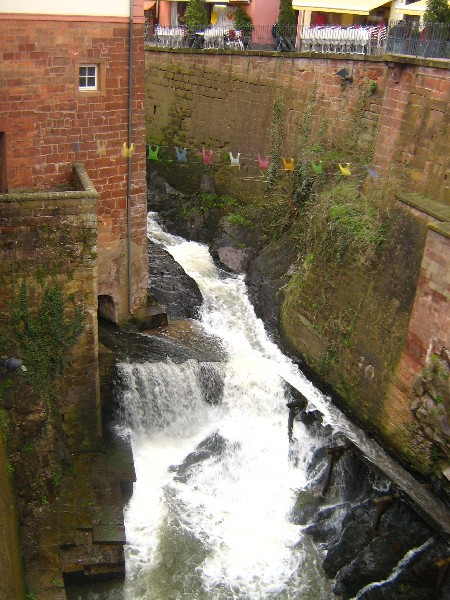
[277,0,298,27]
[234,7,253,36]
[424,0,450,23]
[185,0,208,30]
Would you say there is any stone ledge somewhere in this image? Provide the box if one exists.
[0,163,98,202]
[429,222,450,240]
[399,193,450,224]
[145,44,450,70]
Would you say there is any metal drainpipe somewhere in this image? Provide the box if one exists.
[127,0,134,314]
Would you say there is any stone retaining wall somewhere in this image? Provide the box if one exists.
[0,163,99,449]
[145,50,449,203]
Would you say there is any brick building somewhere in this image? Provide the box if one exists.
[0,0,149,324]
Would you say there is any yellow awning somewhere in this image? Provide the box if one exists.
[292,0,390,15]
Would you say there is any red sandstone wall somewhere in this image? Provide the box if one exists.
[388,222,450,419]
[0,16,148,321]
[145,51,449,203]
[374,64,450,204]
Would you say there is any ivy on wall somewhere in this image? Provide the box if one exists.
[1,279,84,412]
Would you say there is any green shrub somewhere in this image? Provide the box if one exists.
[234,7,253,35]
[185,0,208,30]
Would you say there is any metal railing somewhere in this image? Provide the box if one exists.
[385,21,450,59]
[144,22,450,59]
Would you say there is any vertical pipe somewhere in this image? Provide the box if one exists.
[127,0,134,314]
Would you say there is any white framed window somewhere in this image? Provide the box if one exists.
[79,65,98,91]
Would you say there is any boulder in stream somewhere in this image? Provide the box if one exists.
[169,432,231,483]
[149,239,203,320]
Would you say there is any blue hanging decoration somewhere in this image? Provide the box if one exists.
[148,145,159,161]
[72,141,81,152]
[258,154,269,170]
[175,147,187,162]
[339,162,351,176]
[202,148,214,165]
[229,152,241,169]
[311,160,323,174]
[365,165,379,178]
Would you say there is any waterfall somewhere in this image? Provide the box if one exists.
[96,210,447,600]
[117,213,338,599]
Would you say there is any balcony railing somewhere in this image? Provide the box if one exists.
[144,22,450,60]
[385,21,450,59]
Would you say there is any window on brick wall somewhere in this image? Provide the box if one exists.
[79,64,98,90]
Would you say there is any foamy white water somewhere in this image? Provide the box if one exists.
[120,214,338,599]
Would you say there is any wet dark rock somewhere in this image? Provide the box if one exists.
[245,235,299,342]
[148,239,203,320]
[337,449,386,504]
[305,503,351,543]
[210,218,261,274]
[297,407,324,429]
[290,488,324,526]
[137,300,169,330]
[199,363,224,405]
[323,500,377,577]
[169,432,229,483]
[357,537,450,599]
[98,319,224,364]
[330,500,434,599]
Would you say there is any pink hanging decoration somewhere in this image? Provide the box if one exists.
[258,154,269,169]
[202,148,214,165]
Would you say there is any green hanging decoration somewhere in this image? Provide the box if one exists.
[148,145,159,161]
[311,160,323,174]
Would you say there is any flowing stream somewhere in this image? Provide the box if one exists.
[115,212,427,600]
[117,213,345,600]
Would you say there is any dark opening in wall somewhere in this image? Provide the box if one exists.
[98,295,117,323]
[0,133,7,193]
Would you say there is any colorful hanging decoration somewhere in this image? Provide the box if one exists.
[175,147,187,162]
[258,154,269,170]
[282,158,294,172]
[365,165,379,178]
[97,140,107,156]
[122,142,135,158]
[202,148,214,165]
[339,162,351,176]
[148,145,159,161]
[229,152,241,168]
[311,160,323,174]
